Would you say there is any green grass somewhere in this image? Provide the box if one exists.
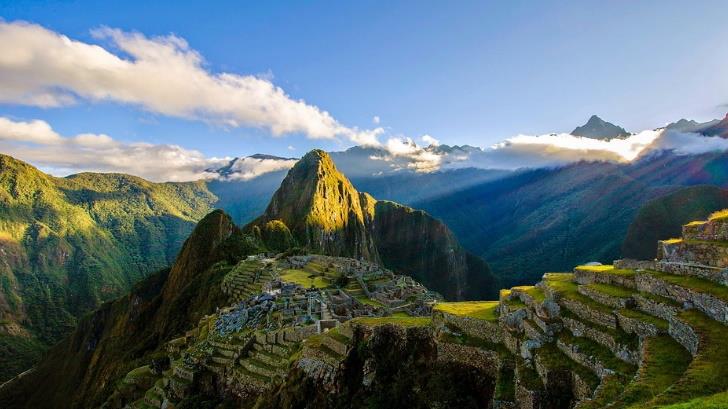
[618,308,669,331]
[644,270,728,303]
[494,364,516,402]
[355,295,384,307]
[433,301,499,321]
[351,316,432,328]
[587,283,636,298]
[659,391,728,409]
[609,336,691,408]
[560,308,639,350]
[280,268,330,289]
[542,273,614,314]
[536,342,600,390]
[642,309,728,407]
[575,265,636,277]
[512,285,546,302]
[708,209,728,221]
[662,238,684,245]
[515,358,543,391]
[559,332,638,376]
[391,311,411,318]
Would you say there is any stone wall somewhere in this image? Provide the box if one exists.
[436,342,501,375]
[574,270,636,289]
[635,272,728,325]
[615,311,660,338]
[658,240,728,268]
[433,311,503,344]
[556,339,612,379]
[614,259,656,270]
[632,294,679,321]
[682,219,728,242]
[561,299,617,329]
[562,316,639,365]
[668,316,700,356]
[577,286,632,309]
[656,261,728,285]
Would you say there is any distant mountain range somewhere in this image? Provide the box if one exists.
[571,115,630,139]
[667,113,728,138]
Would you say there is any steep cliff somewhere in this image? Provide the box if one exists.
[0,210,256,409]
[250,149,379,261]
[249,149,496,299]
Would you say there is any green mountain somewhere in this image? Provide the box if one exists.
[622,185,728,260]
[5,176,728,408]
[249,149,497,300]
[416,151,728,286]
[0,154,217,382]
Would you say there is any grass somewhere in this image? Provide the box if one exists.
[684,239,728,248]
[609,335,691,408]
[708,209,728,221]
[355,295,384,308]
[536,342,600,390]
[494,364,516,402]
[516,358,543,391]
[587,283,636,298]
[575,265,636,277]
[351,316,432,328]
[560,308,639,350]
[433,301,499,321]
[662,238,684,245]
[280,268,330,289]
[618,308,669,331]
[659,391,728,409]
[644,270,728,303]
[512,285,546,302]
[542,273,614,314]
[559,331,638,376]
[391,311,411,318]
[641,309,728,407]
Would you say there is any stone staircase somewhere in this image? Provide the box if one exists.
[221,259,274,302]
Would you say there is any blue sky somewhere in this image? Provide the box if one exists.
[0,0,727,178]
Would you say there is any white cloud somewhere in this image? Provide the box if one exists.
[287,145,295,151]
[226,156,298,180]
[0,20,379,144]
[421,134,439,146]
[372,116,380,124]
[646,129,728,155]
[0,116,232,181]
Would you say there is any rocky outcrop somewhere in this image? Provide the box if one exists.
[249,149,497,300]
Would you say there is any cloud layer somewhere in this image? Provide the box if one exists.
[0,116,305,182]
[0,20,381,143]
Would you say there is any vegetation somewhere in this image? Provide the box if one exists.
[433,301,499,321]
[645,270,728,302]
[587,283,636,298]
[280,269,329,289]
[0,154,218,381]
[611,335,691,408]
[622,186,728,259]
[644,309,728,407]
[350,316,432,327]
[575,265,636,277]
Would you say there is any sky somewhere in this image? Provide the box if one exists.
[1,1,728,180]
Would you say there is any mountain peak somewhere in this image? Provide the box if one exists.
[571,115,629,140]
[250,149,380,260]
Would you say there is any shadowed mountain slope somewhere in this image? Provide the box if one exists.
[416,151,728,286]
[622,185,728,260]
[248,149,497,300]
